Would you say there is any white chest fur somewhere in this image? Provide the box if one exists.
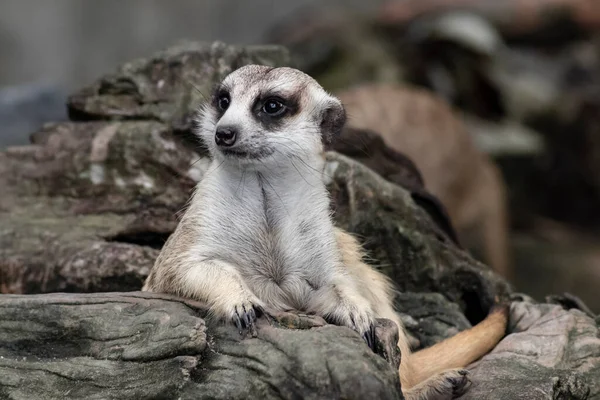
[187,159,341,311]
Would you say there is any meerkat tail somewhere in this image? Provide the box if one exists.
[403,304,508,386]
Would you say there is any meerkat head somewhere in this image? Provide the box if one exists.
[196,65,346,168]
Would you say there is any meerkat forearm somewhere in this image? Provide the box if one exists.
[142,219,265,327]
[334,228,415,384]
[181,259,263,315]
[145,253,265,328]
[306,272,376,345]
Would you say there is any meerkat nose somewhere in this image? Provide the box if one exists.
[215,127,237,147]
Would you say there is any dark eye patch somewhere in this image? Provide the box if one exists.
[252,91,300,131]
[211,84,231,119]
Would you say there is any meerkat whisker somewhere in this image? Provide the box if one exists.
[184,78,210,102]
[287,155,315,188]
[257,161,290,217]
[234,169,246,199]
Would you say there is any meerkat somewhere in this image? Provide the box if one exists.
[142,65,508,400]
[335,84,511,280]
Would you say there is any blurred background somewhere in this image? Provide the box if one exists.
[2,0,600,312]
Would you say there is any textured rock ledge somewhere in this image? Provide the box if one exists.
[0,293,597,399]
[0,292,403,400]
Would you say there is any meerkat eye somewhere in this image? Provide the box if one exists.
[217,94,230,111]
[262,98,286,116]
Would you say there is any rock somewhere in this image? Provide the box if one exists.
[3,120,198,203]
[325,151,509,323]
[546,293,596,319]
[462,301,600,399]
[67,41,290,142]
[326,125,461,248]
[394,292,472,350]
[0,121,197,294]
[2,294,597,400]
[0,292,403,400]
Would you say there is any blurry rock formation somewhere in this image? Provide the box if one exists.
[266,0,600,313]
[334,83,511,280]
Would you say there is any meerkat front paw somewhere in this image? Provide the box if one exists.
[231,300,263,333]
[211,293,266,336]
[326,302,377,351]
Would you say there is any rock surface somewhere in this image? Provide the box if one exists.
[0,41,599,399]
[1,292,597,400]
[0,121,192,294]
[67,40,290,144]
[0,292,403,400]
[463,301,600,399]
[325,151,508,324]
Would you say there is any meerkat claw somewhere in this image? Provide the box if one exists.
[233,313,244,332]
[451,369,471,397]
[362,324,377,351]
[232,303,260,334]
[248,306,257,323]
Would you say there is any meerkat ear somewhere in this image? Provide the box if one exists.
[320,98,347,145]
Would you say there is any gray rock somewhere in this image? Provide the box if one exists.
[325,151,510,323]
[0,292,403,400]
[462,302,600,399]
[2,293,597,400]
[67,41,290,140]
[0,121,195,294]
[394,292,472,350]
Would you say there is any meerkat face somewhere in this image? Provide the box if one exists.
[197,65,346,168]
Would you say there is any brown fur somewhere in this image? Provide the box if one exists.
[335,83,511,280]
